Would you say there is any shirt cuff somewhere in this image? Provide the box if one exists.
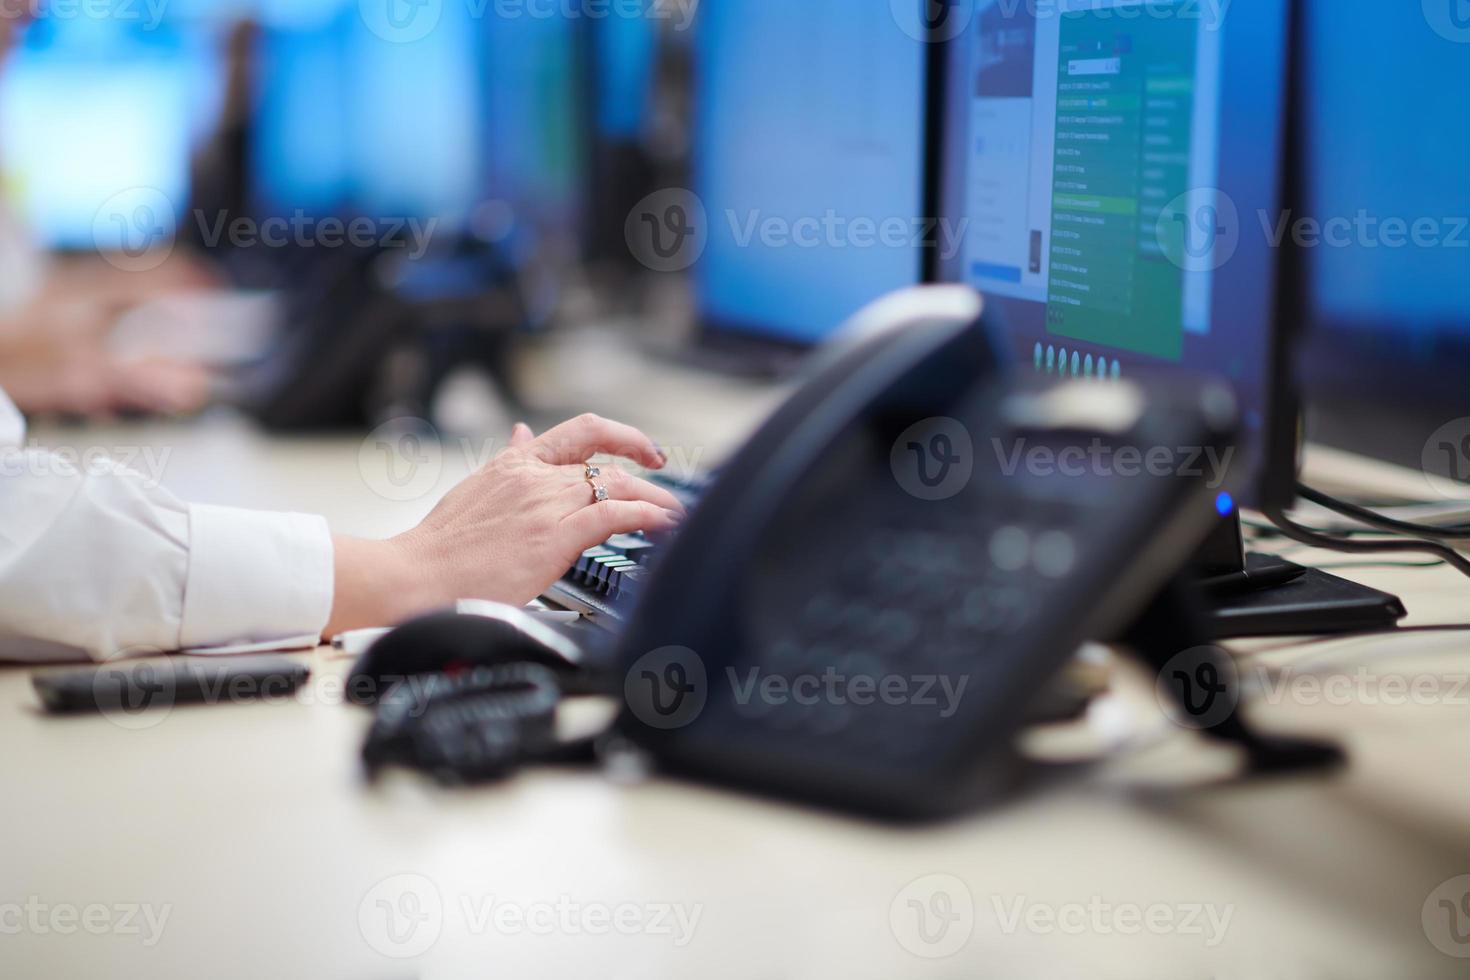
[179,504,335,653]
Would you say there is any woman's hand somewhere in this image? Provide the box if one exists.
[325,414,686,636]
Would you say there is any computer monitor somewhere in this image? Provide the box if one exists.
[478,9,588,251]
[691,2,928,349]
[252,4,485,224]
[1294,0,1470,477]
[933,0,1295,508]
[0,20,215,250]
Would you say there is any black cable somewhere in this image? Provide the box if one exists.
[1297,483,1470,539]
[1264,504,1470,581]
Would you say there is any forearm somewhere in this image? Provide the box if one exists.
[322,536,445,639]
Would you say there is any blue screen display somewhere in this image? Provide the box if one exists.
[253,2,484,222]
[0,20,217,249]
[692,1,927,345]
[1298,0,1470,337]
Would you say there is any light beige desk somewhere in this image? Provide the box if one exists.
[4,357,1470,980]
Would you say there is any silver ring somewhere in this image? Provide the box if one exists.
[584,463,601,480]
[591,483,609,504]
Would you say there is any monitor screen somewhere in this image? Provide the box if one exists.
[253,4,484,224]
[1296,0,1470,470]
[0,21,216,250]
[692,0,927,347]
[479,10,586,238]
[592,12,656,143]
[935,0,1293,506]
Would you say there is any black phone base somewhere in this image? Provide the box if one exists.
[1193,515,1406,638]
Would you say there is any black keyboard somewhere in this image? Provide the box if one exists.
[541,472,705,630]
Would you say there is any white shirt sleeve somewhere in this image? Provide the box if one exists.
[0,389,335,663]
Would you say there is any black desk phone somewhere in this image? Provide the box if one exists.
[611,286,1337,819]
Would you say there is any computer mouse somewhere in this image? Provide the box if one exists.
[347,604,594,705]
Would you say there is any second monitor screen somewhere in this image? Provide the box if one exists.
[693,2,927,346]
[939,1,1278,378]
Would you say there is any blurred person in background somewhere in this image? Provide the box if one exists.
[0,11,215,418]
[0,11,687,665]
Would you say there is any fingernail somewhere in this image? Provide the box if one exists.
[663,508,684,524]
[654,444,668,465]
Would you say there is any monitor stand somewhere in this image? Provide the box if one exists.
[1193,515,1406,638]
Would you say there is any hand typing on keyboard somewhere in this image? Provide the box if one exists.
[325,414,686,636]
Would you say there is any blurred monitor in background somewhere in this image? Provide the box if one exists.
[691,0,927,350]
[1296,0,1470,474]
[0,17,217,251]
[252,2,483,225]
[477,8,588,261]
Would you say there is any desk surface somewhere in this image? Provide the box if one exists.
[5,358,1470,979]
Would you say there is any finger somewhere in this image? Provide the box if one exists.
[561,499,680,547]
[560,466,686,514]
[510,422,536,449]
[531,413,667,469]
